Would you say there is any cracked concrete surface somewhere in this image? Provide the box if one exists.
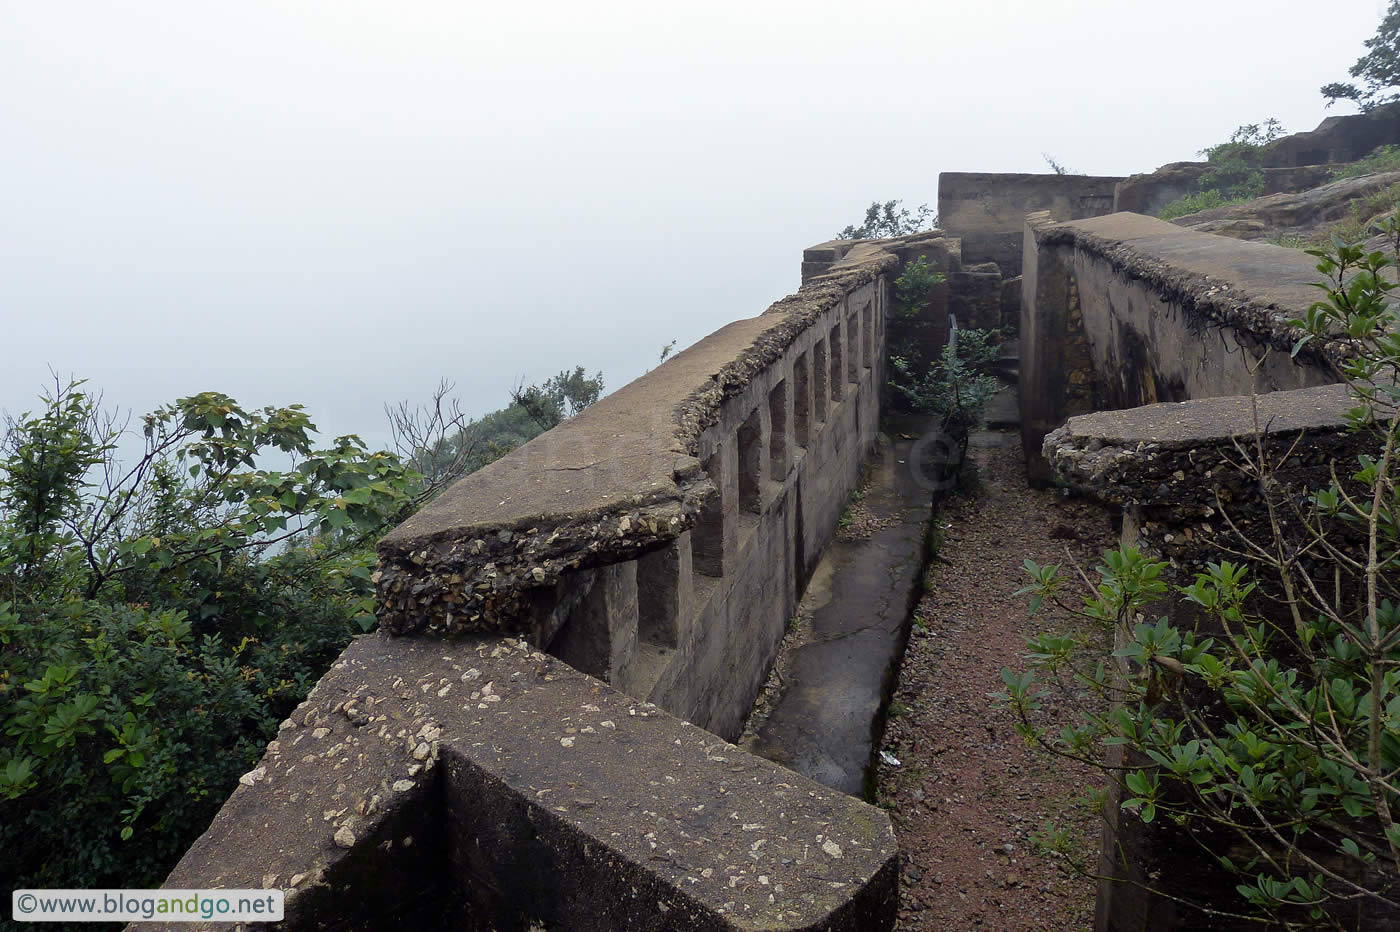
[741,414,940,798]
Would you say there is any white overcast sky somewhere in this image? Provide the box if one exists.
[1,0,1390,453]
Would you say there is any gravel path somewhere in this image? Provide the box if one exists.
[877,431,1117,931]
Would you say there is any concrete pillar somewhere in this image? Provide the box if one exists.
[550,562,639,689]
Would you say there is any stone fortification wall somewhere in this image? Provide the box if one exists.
[149,240,907,931]
[1020,211,1344,485]
[1025,210,1384,930]
[151,635,898,932]
[377,242,895,739]
[937,172,1124,278]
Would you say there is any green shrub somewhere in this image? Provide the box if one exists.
[999,215,1400,924]
[0,382,418,896]
[1158,120,1283,221]
[1157,189,1251,221]
[1332,144,1400,180]
[893,255,943,318]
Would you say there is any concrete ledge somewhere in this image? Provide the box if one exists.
[148,635,898,931]
[1020,211,1346,486]
[376,247,897,639]
[1046,381,1357,504]
[1044,384,1371,565]
[1032,212,1353,369]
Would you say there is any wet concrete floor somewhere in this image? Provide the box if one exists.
[741,383,1020,799]
[740,413,943,798]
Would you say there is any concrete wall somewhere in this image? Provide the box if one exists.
[938,172,1124,278]
[1022,208,1383,929]
[1020,211,1342,485]
[152,240,910,931]
[150,636,898,932]
[377,243,894,740]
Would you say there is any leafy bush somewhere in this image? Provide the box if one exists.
[1332,144,1400,180]
[0,382,418,895]
[885,256,1000,471]
[1158,120,1284,221]
[893,255,944,318]
[1157,189,1252,221]
[838,199,937,240]
[999,215,1400,924]
[890,329,1001,452]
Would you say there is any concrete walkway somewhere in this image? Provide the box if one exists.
[739,412,943,798]
[741,368,1022,799]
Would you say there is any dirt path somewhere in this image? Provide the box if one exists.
[877,430,1117,931]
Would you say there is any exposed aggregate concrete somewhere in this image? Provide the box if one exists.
[376,245,898,637]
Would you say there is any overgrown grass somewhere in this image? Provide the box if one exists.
[1158,189,1252,221]
[1267,233,1309,249]
[1331,144,1400,180]
[1304,181,1400,247]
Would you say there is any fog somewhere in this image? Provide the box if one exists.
[1,0,1386,453]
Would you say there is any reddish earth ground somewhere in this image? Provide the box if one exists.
[877,432,1117,931]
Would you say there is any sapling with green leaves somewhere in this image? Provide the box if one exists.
[997,208,1400,927]
[0,381,422,894]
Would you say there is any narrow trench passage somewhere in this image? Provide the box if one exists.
[736,369,1118,929]
[878,424,1116,931]
[738,410,941,797]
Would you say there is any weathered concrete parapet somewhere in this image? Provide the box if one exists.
[938,171,1124,278]
[1020,211,1347,485]
[376,248,895,640]
[1044,382,1363,544]
[378,240,898,738]
[1046,383,1356,508]
[147,635,898,932]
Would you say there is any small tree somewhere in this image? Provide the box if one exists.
[510,366,604,431]
[1159,120,1286,221]
[837,199,937,240]
[999,217,1400,926]
[0,381,421,895]
[386,368,606,500]
[890,330,1001,465]
[1324,1,1400,111]
[886,256,1000,475]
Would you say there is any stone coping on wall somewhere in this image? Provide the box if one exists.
[376,243,899,637]
[938,172,1124,233]
[1044,382,1359,514]
[1033,212,1355,370]
[144,634,898,931]
[800,231,953,284]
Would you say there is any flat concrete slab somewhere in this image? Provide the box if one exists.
[742,416,939,798]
